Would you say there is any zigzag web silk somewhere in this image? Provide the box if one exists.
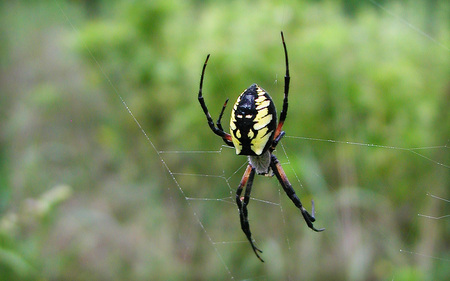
[55,0,449,279]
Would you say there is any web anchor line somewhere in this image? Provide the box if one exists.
[285,136,449,169]
[54,1,235,278]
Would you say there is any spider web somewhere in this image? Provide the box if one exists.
[155,139,449,280]
[53,0,449,280]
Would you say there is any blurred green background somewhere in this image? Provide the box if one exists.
[0,0,448,280]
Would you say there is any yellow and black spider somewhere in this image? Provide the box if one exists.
[197,32,324,262]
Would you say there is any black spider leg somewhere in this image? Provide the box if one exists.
[270,154,325,232]
[236,165,264,262]
[270,131,285,152]
[216,98,229,132]
[273,31,291,141]
[198,54,234,147]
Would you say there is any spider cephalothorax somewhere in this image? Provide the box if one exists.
[197,32,324,262]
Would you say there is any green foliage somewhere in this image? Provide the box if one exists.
[0,0,448,280]
[0,185,72,280]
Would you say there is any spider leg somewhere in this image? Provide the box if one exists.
[273,32,291,147]
[270,154,325,232]
[236,164,264,262]
[216,98,229,131]
[270,131,285,152]
[198,54,234,146]
[216,98,234,146]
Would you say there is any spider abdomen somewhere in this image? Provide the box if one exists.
[230,84,277,156]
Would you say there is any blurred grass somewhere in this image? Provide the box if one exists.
[0,0,449,280]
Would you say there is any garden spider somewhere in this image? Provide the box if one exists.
[197,32,324,262]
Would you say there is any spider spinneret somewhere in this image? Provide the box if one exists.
[197,31,324,262]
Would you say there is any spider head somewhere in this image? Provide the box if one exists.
[230,84,277,156]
